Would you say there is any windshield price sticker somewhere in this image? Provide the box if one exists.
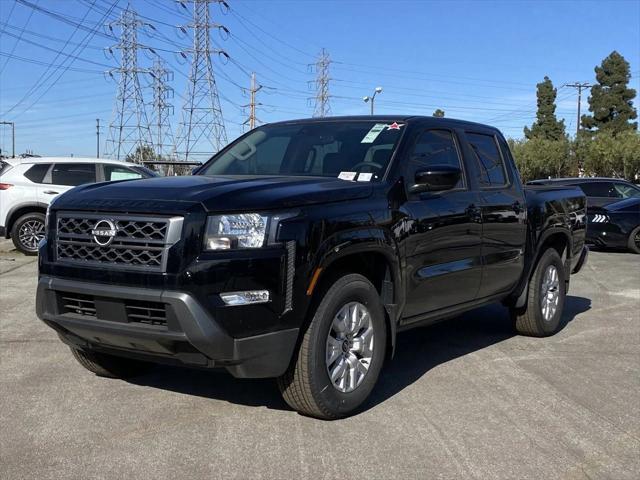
[357,172,373,182]
[338,171,357,181]
[361,123,387,143]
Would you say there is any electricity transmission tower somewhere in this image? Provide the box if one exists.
[175,0,228,162]
[105,6,154,162]
[242,72,262,131]
[309,48,332,117]
[149,59,175,161]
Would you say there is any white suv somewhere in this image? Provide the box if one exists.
[0,157,157,254]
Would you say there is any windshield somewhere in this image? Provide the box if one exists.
[199,121,406,181]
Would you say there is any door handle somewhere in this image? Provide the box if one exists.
[43,190,59,195]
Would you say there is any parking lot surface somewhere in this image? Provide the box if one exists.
[1,241,639,480]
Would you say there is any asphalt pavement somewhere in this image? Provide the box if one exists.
[1,241,639,479]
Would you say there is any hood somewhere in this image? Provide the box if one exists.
[54,175,374,213]
[604,197,640,212]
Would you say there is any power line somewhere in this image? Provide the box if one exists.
[0,0,37,74]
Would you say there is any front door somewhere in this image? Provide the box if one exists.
[402,129,482,319]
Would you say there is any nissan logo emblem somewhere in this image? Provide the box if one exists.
[91,219,117,246]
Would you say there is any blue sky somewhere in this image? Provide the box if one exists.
[0,0,638,158]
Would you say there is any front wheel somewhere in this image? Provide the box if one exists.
[627,226,640,254]
[70,347,154,379]
[511,249,566,337]
[11,212,45,255]
[277,273,387,419]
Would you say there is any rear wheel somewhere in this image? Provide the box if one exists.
[277,273,386,419]
[511,249,566,337]
[627,226,640,254]
[70,347,153,379]
[11,212,45,255]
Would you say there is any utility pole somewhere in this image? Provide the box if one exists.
[309,48,331,117]
[105,5,154,162]
[564,82,592,137]
[242,72,262,131]
[96,119,100,158]
[0,121,15,157]
[175,0,229,163]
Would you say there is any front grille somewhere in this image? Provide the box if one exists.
[60,292,96,317]
[55,212,182,271]
[125,300,167,326]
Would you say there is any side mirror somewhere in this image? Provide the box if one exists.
[410,165,461,193]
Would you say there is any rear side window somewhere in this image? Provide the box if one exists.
[577,182,617,198]
[51,163,96,186]
[467,132,507,187]
[24,164,51,183]
[613,182,640,199]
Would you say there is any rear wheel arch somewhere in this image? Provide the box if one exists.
[5,203,48,238]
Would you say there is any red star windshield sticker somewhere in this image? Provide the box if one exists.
[387,122,404,130]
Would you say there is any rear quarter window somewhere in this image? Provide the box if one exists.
[23,164,51,183]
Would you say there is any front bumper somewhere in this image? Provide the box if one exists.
[36,275,299,378]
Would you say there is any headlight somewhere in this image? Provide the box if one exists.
[204,213,267,250]
[205,212,296,250]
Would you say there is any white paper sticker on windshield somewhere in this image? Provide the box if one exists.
[361,123,387,143]
[357,172,373,182]
[338,171,357,181]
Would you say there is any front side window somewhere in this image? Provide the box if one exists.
[199,121,405,182]
[467,132,507,187]
[103,164,143,181]
[51,163,96,186]
[408,129,463,188]
[613,182,640,199]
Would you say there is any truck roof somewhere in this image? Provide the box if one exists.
[266,115,501,132]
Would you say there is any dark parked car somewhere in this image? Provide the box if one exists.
[587,197,640,253]
[36,116,588,419]
[528,177,640,208]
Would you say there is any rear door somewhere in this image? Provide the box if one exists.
[464,130,527,299]
[38,163,97,205]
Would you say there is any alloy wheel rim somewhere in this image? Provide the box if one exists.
[635,231,640,248]
[540,265,560,322]
[325,301,374,393]
[18,220,45,251]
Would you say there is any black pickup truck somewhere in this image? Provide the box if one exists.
[36,116,588,419]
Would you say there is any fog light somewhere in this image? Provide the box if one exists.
[220,290,270,306]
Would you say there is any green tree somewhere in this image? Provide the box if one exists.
[125,145,156,164]
[524,76,566,141]
[432,109,445,117]
[581,51,638,135]
[509,137,573,182]
[576,131,640,179]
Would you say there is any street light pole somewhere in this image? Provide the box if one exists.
[363,87,383,115]
[0,121,15,158]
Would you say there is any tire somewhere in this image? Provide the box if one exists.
[70,347,153,379]
[277,273,387,419]
[511,249,566,337]
[11,212,45,255]
[627,226,640,254]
